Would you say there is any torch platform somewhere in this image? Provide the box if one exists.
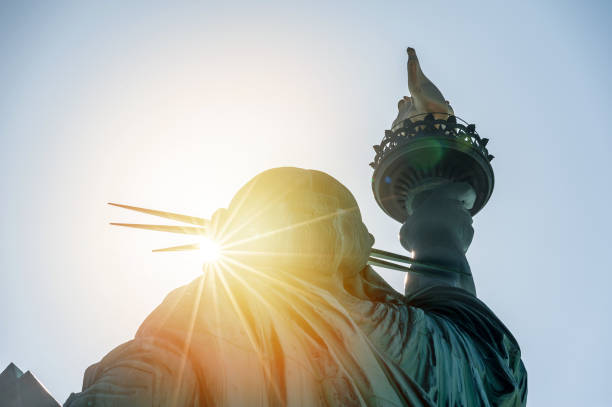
[370,114,494,222]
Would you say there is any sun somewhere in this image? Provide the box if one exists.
[199,236,222,263]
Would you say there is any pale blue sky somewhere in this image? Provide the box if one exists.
[1,1,611,404]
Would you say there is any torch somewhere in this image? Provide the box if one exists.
[368,48,494,292]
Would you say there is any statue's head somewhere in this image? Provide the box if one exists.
[211,167,374,281]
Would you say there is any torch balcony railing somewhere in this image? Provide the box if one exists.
[370,113,493,170]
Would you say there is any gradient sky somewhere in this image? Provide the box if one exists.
[1,1,611,404]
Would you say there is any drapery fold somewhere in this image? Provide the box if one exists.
[66,264,526,406]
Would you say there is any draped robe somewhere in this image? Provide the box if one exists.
[65,168,526,406]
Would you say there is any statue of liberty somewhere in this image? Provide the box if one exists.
[65,50,527,407]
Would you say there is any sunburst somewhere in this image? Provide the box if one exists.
[107,202,468,276]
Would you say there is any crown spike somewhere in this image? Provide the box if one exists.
[152,243,201,252]
[108,202,207,226]
[109,223,207,235]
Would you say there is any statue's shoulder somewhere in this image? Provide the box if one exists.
[135,276,205,338]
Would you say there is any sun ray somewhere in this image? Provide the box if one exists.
[221,256,407,406]
[222,205,358,250]
[222,249,327,261]
[222,264,321,380]
[215,262,286,404]
[217,260,321,386]
[209,264,228,384]
[141,279,192,341]
[171,270,207,407]
[217,181,306,246]
[109,223,207,235]
[217,259,277,309]
[218,256,346,381]
[213,176,269,244]
[108,202,208,226]
[213,176,258,242]
[219,255,320,304]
